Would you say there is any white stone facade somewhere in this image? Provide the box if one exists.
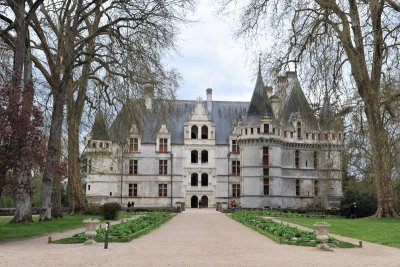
[85,71,343,209]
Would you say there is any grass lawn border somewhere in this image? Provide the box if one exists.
[53,212,175,244]
[230,212,356,248]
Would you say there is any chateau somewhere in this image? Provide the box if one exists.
[85,66,343,209]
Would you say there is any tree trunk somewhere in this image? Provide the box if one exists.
[51,172,63,218]
[51,133,63,218]
[11,170,33,223]
[66,107,85,213]
[40,90,65,221]
[363,89,399,217]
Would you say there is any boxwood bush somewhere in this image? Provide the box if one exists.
[101,202,121,220]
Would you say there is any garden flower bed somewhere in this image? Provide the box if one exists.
[53,212,174,244]
[231,211,355,248]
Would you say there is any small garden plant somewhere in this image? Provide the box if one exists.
[231,211,355,248]
[53,211,173,244]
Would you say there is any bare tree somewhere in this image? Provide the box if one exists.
[0,0,45,222]
[220,0,400,217]
[1,0,193,219]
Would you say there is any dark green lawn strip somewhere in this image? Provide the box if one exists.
[230,212,356,248]
[277,216,400,249]
[53,212,175,244]
[0,215,101,241]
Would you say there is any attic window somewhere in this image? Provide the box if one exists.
[290,132,293,138]
[201,125,208,139]
[251,128,254,134]
[312,133,315,140]
[129,138,138,152]
[245,129,248,135]
[264,124,269,134]
[306,133,309,139]
[257,128,260,134]
[191,125,198,139]
[99,142,103,148]
[284,131,287,138]
[332,134,336,140]
[339,133,342,140]
[106,143,109,149]
[325,133,329,140]
[297,122,302,139]
[272,128,275,135]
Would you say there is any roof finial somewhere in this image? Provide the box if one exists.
[258,52,262,76]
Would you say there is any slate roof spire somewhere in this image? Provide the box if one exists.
[91,110,110,140]
[246,57,274,120]
[319,89,334,130]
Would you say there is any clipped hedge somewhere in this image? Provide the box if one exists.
[101,202,121,220]
[231,211,355,248]
[53,212,174,244]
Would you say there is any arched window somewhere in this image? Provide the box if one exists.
[191,125,198,139]
[191,150,198,163]
[191,173,198,186]
[201,150,208,163]
[201,173,208,186]
[201,125,208,139]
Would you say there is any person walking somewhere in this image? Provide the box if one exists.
[350,202,357,219]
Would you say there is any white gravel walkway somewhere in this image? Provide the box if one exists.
[0,209,399,266]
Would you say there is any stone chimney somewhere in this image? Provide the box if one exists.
[206,88,212,113]
[286,71,297,82]
[270,95,280,117]
[145,86,153,110]
[265,86,273,98]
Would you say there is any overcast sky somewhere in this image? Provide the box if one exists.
[168,0,260,102]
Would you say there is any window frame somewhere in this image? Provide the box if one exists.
[158,184,168,197]
[159,160,168,175]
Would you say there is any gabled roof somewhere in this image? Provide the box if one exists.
[280,81,319,130]
[91,111,110,140]
[246,60,274,123]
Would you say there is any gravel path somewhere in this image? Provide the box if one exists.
[0,209,399,267]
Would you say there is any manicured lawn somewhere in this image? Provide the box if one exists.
[0,215,101,241]
[277,216,400,248]
[54,212,174,244]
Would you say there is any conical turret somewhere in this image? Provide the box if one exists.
[91,111,110,140]
[246,58,274,121]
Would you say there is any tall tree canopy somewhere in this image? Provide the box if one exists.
[220,0,400,217]
[0,0,193,219]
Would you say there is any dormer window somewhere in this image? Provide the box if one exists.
[159,138,168,152]
[264,124,269,134]
[201,125,208,139]
[297,121,302,139]
[232,140,239,153]
[129,138,138,152]
[191,125,198,139]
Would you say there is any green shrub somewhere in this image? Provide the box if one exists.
[101,202,121,220]
[340,190,377,218]
[84,203,102,215]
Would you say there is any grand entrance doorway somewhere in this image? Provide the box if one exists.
[191,195,198,208]
[200,195,208,208]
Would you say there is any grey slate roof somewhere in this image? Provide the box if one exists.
[108,100,248,145]
[280,81,319,130]
[246,62,274,124]
[319,90,334,130]
[91,111,110,140]
[96,69,337,146]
